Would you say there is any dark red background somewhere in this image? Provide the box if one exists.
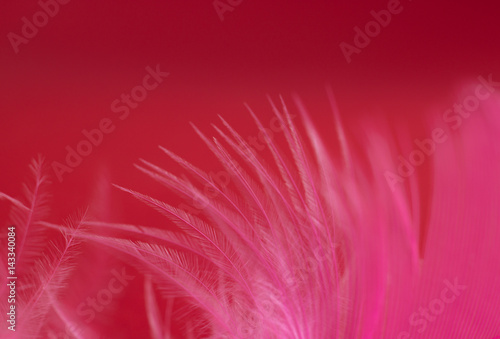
[1,0,500,336]
[2,0,500,205]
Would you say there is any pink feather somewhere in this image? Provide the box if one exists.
[2,85,499,338]
[79,88,498,338]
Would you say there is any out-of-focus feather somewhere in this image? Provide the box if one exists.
[144,276,165,339]
[1,159,90,339]
[17,212,87,338]
[1,156,51,272]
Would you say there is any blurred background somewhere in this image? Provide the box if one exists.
[1,0,500,337]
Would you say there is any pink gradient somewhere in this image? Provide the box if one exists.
[1,0,500,338]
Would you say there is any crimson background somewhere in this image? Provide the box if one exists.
[1,0,500,337]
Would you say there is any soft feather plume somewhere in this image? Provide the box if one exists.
[78,97,410,337]
[95,90,499,338]
[2,87,500,338]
